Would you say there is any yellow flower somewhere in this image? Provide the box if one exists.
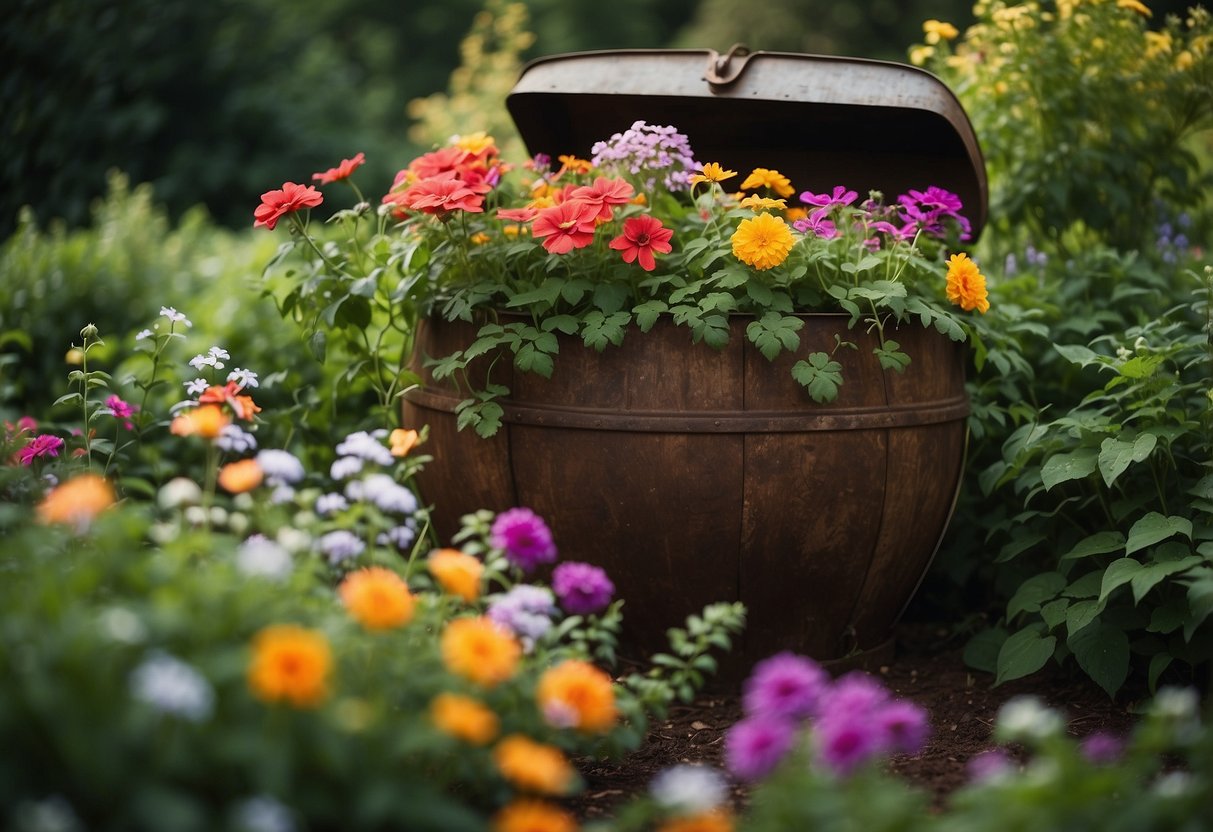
[1145,31,1173,57]
[441,617,521,687]
[389,428,419,457]
[688,162,738,186]
[945,253,990,314]
[37,474,114,527]
[731,213,795,271]
[470,232,491,245]
[428,548,484,602]
[1117,0,1152,16]
[454,131,497,155]
[217,459,264,494]
[339,567,416,631]
[739,168,794,198]
[557,155,593,174]
[1176,50,1194,70]
[738,195,788,211]
[923,19,960,44]
[430,692,499,745]
[492,800,578,832]
[656,810,735,832]
[248,624,332,708]
[169,404,231,439]
[536,660,617,733]
[493,734,575,795]
[910,45,936,66]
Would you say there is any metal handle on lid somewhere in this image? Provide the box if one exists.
[704,43,753,88]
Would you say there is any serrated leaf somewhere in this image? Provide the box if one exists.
[633,300,668,332]
[875,341,911,372]
[1125,512,1192,556]
[791,353,843,403]
[1040,447,1099,490]
[1061,531,1126,561]
[505,278,563,308]
[1068,622,1129,698]
[540,315,580,335]
[994,626,1056,686]
[1097,433,1157,488]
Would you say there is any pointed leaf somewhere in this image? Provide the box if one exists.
[1040,447,1099,490]
[1061,531,1126,561]
[1007,571,1066,618]
[1097,433,1157,488]
[995,627,1056,686]
[963,627,1008,674]
[1099,558,1143,602]
[1068,622,1129,698]
[1125,512,1192,556]
[1130,556,1202,604]
[1066,599,1105,637]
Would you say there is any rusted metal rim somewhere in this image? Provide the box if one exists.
[405,388,970,433]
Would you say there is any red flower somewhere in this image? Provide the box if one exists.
[608,215,673,271]
[532,201,599,254]
[569,177,635,221]
[497,207,538,223]
[199,382,261,420]
[254,182,323,230]
[398,175,485,215]
[408,146,473,180]
[312,152,366,185]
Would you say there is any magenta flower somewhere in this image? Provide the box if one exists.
[875,699,931,756]
[897,186,971,241]
[813,710,884,776]
[104,395,138,431]
[724,715,796,781]
[552,561,615,614]
[792,209,839,239]
[18,434,64,466]
[967,749,1014,783]
[820,671,889,718]
[799,185,858,209]
[742,652,829,721]
[1080,732,1124,764]
[490,507,557,572]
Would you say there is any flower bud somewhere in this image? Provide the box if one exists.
[80,323,100,340]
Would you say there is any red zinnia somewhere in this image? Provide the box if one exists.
[497,207,538,223]
[408,146,473,180]
[253,182,324,230]
[532,200,599,254]
[312,152,366,185]
[608,215,673,271]
[399,175,485,215]
[569,177,635,221]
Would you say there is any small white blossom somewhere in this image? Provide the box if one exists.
[232,796,296,832]
[228,512,249,537]
[1134,335,1149,352]
[330,456,364,480]
[1152,771,1194,798]
[159,477,203,509]
[650,765,728,814]
[256,449,305,484]
[1152,687,1199,722]
[208,346,231,361]
[184,378,209,396]
[360,473,418,514]
[228,367,260,389]
[334,430,394,466]
[184,506,208,526]
[315,493,350,515]
[216,425,258,454]
[319,530,365,565]
[269,485,296,505]
[209,507,229,527]
[277,527,313,554]
[130,652,214,722]
[135,329,154,341]
[1116,346,1131,361]
[237,535,293,581]
[189,353,217,371]
[11,796,83,832]
[995,696,1064,744]
[160,306,192,326]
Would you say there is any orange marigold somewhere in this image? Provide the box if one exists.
[169,404,231,439]
[493,734,576,795]
[739,167,794,198]
[217,459,263,493]
[656,810,734,832]
[339,567,416,630]
[492,799,579,832]
[945,252,990,314]
[430,692,500,745]
[248,624,332,708]
[536,660,617,733]
[441,617,521,687]
[731,213,795,271]
[37,473,114,527]
[428,548,484,602]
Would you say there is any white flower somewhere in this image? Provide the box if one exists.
[330,456,364,480]
[130,652,214,722]
[334,430,394,466]
[359,473,418,514]
[159,477,202,509]
[136,329,154,341]
[184,377,209,396]
[228,367,260,389]
[232,796,296,832]
[1152,687,1199,722]
[256,449,305,484]
[237,535,293,581]
[208,346,231,361]
[1152,771,1194,798]
[189,353,217,371]
[99,607,147,644]
[650,765,728,814]
[1116,346,1131,361]
[160,306,192,326]
[318,530,365,565]
[995,696,1064,744]
[277,527,313,554]
[184,506,208,526]
[315,492,350,515]
[216,424,258,454]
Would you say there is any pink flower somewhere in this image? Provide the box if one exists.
[725,715,796,781]
[396,174,485,216]
[497,207,538,223]
[253,182,324,230]
[18,434,64,466]
[531,200,599,254]
[551,562,615,614]
[742,652,829,721]
[608,215,673,271]
[569,177,635,221]
[104,395,138,431]
[490,507,557,572]
[312,152,366,185]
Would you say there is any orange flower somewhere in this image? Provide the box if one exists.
[492,799,578,832]
[738,195,788,212]
[339,567,415,630]
[170,404,231,439]
[441,617,521,687]
[36,474,114,527]
[493,735,575,795]
[656,811,734,832]
[557,155,593,175]
[199,382,261,420]
[731,213,795,270]
[389,429,419,458]
[430,692,500,745]
[536,660,617,733]
[739,168,794,198]
[218,459,263,493]
[248,624,332,708]
[945,252,990,314]
[428,548,484,602]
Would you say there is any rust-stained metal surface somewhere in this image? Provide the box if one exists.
[507,48,988,240]
[404,315,969,672]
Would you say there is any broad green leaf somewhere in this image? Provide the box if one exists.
[1066,599,1105,637]
[875,341,911,372]
[540,315,580,335]
[1147,600,1188,634]
[309,330,327,363]
[996,532,1047,563]
[1184,576,1213,641]
[995,626,1056,686]
[1040,447,1099,490]
[1067,622,1129,698]
[1053,343,1099,366]
[1125,512,1192,556]
[1040,599,1070,630]
[504,277,563,308]
[1099,558,1143,602]
[1148,653,1173,693]
[1130,556,1202,604]
[1007,571,1066,618]
[962,627,1007,674]
[1097,433,1157,488]
[1063,571,1104,599]
[1061,531,1126,561]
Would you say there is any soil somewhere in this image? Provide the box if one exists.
[566,620,1143,822]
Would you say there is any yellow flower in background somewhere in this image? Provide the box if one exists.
[454,131,497,155]
[441,617,521,687]
[470,232,491,245]
[493,734,576,795]
[37,474,114,527]
[689,162,738,186]
[1145,30,1173,57]
[428,548,484,602]
[217,458,263,494]
[739,167,794,198]
[910,45,936,66]
[945,253,990,314]
[1117,0,1152,17]
[656,810,735,832]
[536,660,617,733]
[738,195,788,212]
[430,692,500,745]
[557,155,592,174]
[339,567,416,631]
[731,213,794,271]
[1176,50,1195,69]
[923,19,960,44]
[492,800,578,832]
[248,624,332,708]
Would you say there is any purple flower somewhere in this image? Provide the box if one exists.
[813,710,884,776]
[742,652,829,721]
[966,749,1014,783]
[897,186,971,241]
[820,671,889,719]
[1080,732,1123,764]
[799,185,857,209]
[18,434,64,466]
[875,699,931,756]
[552,561,615,614]
[792,208,839,239]
[490,507,557,572]
[590,121,698,192]
[487,584,556,649]
[724,715,796,781]
[103,395,138,430]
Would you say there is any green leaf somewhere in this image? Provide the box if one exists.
[1061,531,1126,561]
[632,300,668,332]
[962,627,1007,674]
[994,626,1056,686]
[593,282,629,314]
[1068,622,1129,698]
[540,315,580,335]
[1097,433,1157,488]
[505,277,563,308]
[309,330,327,363]
[1099,558,1143,602]
[1007,571,1066,618]
[1040,447,1099,490]
[874,340,911,372]
[1147,600,1188,634]
[1148,653,1173,693]
[1066,599,1105,638]
[1125,512,1192,556]
[513,344,554,378]
[745,312,803,361]
[791,353,843,403]
[1053,343,1099,367]
[1040,599,1070,630]
[1130,556,1202,604]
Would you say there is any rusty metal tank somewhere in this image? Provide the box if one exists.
[404,48,986,670]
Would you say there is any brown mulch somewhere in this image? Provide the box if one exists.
[567,621,1142,822]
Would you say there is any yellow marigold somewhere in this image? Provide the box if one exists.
[339,567,415,630]
[1117,0,1152,16]
[389,428,419,457]
[557,155,593,174]
[493,734,575,795]
[470,232,491,245]
[910,44,936,65]
[217,458,263,494]
[536,660,617,733]
[492,799,578,832]
[923,19,960,43]
[170,404,231,439]
[731,213,795,271]
[430,692,500,745]
[37,473,114,527]
[656,810,734,832]
[738,195,787,211]
[945,253,990,314]
[1176,50,1194,70]
[689,162,738,186]
[503,225,530,238]
[428,548,484,602]
[248,624,332,708]
[454,131,497,155]
[441,617,521,687]
[785,207,808,223]
[738,168,794,198]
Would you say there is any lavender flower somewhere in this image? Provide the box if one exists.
[314,492,350,515]
[318,530,365,565]
[875,699,931,756]
[330,456,363,480]
[232,796,296,832]
[649,765,728,814]
[490,507,557,572]
[236,535,293,580]
[130,652,214,721]
[724,715,796,781]
[813,709,884,776]
[967,748,1014,783]
[334,430,394,466]
[487,584,556,649]
[216,424,258,454]
[377,523,417,551]
[551,561,615,614]
[590,121,698,192]
[1080,731,1123,764]
[742,651,829,721]
[136,328,154,341]
[357,473,418,514]
[256,449,305,484]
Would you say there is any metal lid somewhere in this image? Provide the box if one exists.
[506,47,988,240]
